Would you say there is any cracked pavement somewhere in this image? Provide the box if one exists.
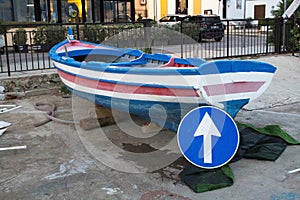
[0,54,299,199]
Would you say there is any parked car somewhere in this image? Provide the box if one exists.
[186,15,225,42]
[158,14,188,26]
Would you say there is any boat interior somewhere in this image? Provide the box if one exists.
[58,43,206,68]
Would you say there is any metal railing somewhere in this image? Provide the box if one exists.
[0,18,299,76]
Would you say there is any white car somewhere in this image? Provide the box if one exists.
[158,14,188,26]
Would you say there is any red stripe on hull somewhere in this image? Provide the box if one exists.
[58,70,199,97]
[203,81,265,96]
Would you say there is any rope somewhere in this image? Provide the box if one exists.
[34,102,79,127]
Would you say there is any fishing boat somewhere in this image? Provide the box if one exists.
[49,29,276,132]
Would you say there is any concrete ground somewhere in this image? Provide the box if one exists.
[0,54,299,200]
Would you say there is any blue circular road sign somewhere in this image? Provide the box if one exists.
[177,106,239,169]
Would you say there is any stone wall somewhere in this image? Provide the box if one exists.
[0,73,63,100]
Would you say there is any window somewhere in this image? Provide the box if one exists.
[49,0,58,22]
[85,0,93,22]
[94,0,101,22]
[13,0,30,22]
[40,0,48,22]
[0,0,12,21]
[0,0,135,23]
[103,0,132,22]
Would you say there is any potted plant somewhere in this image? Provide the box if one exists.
[33,26,66,52]
[13,28,28,53]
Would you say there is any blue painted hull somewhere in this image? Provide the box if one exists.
[50,39,276,132]
[69,86,208,132]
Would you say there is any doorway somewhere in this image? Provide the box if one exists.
[254,5,265,19]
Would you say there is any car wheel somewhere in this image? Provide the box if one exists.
[214,37,223,42]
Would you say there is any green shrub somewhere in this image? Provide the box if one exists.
[82,25,108,43]
[13,28,27,45]
[80,23,144,43]
[33,26,67,45]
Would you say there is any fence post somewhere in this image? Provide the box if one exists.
[76,24,80,40]
[143,19,152,48]
[180,21,183,58]
[266,18,269,54]
[274,18,283,54]
[3,27,10,76]
[143,19,152,28]
[226,20,230,57]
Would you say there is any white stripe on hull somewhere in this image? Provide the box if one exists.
[60,75,268,107]
[60,76,206,104]
[54,61,274,89]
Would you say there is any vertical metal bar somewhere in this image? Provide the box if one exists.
[3,28,10,76]
[36,51,40,70]
[243,0,246,52]
[10,0,15,21]
[48,54,51,69]
[57,0,62,23]
[76,24,80,40]
[42,51,46,69]
[29,30,35,70]
[266,19,269,54]
[12,33,17,72]
[18,51,22,71]
[81,0,86,23]
[255,26,258,54]
[274,18,282,53]
[100,0,104,22]
[180,21,183,58]
[283,0,287,51]
[258,26,261,54]
[34,0,41,21]
[47,0,51,22]
[227,20,229,57]
[0,52,3,73]
[247,26,250,55]
[25,49,29,70]
[91,0,95,22]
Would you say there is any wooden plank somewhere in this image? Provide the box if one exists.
[79,117,116,130]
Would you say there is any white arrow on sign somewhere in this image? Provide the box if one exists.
[194,112,221,163]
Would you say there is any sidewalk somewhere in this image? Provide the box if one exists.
[0,54,299,200]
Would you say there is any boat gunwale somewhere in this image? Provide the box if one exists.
[49,40,276,76]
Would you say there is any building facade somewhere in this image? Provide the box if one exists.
[225,0,278,19]
[0,0,136,23]
[145,0,201,21]
[144,0,278,21]
[0,0,281,23]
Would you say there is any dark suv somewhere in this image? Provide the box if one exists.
[186,15,225,42]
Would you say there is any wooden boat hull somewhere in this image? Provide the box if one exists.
[50,39,276,132]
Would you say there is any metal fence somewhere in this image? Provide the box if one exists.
[179,18,298,59]
[0,18,299,76]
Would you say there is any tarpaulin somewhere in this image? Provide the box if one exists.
[179,122,299,193]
